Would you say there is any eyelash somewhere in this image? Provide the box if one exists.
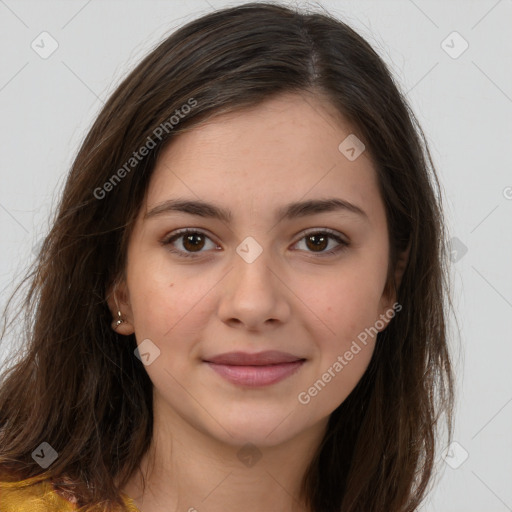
[160,228,349,259]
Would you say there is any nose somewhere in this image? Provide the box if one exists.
[217,243,291,331]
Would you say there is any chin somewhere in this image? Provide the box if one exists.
[204,408,311,449]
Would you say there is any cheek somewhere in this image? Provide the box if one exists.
[306,288,379,411]
[310,251,388,379]
[321,259,388,337]
[126,250,215,345]
[125,251,179,337]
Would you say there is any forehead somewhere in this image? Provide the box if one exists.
[142,92,384,227]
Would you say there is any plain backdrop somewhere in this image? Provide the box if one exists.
[0,1,511,510]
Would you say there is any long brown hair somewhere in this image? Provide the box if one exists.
[0,2,455,511]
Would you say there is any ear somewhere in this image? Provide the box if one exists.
[377,241,410,331]
[106,277,135,336]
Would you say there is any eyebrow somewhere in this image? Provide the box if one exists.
[144,197,368,223]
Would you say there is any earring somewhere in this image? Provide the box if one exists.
[111,289,125,331]
[112,310,124,330]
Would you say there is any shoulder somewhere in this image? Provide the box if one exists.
[0,474,76,511]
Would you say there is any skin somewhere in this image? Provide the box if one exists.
[108,91,408,512]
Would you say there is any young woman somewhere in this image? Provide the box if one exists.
[0,2,455,511]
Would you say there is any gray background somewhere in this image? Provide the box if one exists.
[0,0,511,510]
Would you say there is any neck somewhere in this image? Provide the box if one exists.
[119,400,327,512]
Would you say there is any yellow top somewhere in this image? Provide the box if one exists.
[0,474,141,511]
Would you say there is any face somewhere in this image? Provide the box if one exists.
[110,92,402,448]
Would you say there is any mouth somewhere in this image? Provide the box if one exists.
[203,351,306,387]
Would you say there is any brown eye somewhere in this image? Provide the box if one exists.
[305,233,329,252]
[161,228,349,259]
[294,229,349,257]
[161,230,218,258]
[181,232,206,252]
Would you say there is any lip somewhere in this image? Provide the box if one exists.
[204,350,304,366]
[203,351,306,387]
